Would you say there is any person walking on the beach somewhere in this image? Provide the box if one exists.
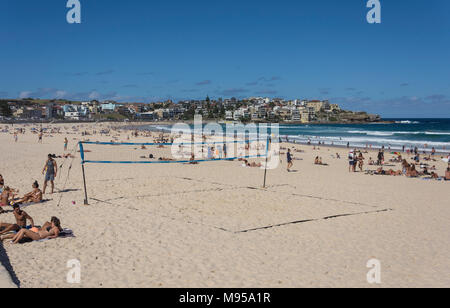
[38,131,43,143]
[14,132,18,143]
[377,150,383,166]
[352,149,358,172]
[64,137,68,151]
[287,149,293,172]
[348,151,354,172]
[42,154,57,194]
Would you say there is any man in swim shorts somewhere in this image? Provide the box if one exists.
[0,204,35,236]
[42,154,57,194]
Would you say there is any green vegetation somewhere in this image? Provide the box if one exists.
[0,101,12,117]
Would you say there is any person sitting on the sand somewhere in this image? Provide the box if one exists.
[249,161,262,168]
[0,174,4,194]
[406,164,418,177]
[189,154,198,165]
[0,187,14,211]
[314,156,327,166]
[11,216,62,244]
[314,156,320,165]
[445,167,450,181]
[402,159,410,174]
[15,181,43,204]
[0,204,35,236]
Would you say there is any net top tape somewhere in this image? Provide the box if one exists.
[82,154,266,165]
[80,139,268,147]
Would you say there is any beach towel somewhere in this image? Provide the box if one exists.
[18,200,49,209]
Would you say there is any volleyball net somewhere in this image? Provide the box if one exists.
[78,138,270,164]
[78,137,272,204]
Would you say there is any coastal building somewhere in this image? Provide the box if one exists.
[300,110,310,123]
[291,109,301,121]
[101,102,121,113]
[225,111,233,120]
[306,100,327,113]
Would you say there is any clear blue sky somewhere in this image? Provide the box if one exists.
[1,0,449,117]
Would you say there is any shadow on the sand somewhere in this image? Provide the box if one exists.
[0,242,20,287]
[57,188,80,193]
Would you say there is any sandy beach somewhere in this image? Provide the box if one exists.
[0,122,449,288]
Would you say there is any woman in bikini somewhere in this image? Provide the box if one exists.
[11,216,62,244]
[16,181,43,204]
[358,152,365,172]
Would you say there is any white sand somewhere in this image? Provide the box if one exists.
[0,122,449,288]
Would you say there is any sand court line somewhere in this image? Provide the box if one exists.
[169,176,378,209]
[87,190,389,235]
[236,208,394,233]
[87,195,393,235]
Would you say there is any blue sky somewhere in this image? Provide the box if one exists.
[1,0,449,117]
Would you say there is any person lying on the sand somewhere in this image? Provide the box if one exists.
[375,167,402,176]
[241,159,262,168]
[15,181,43,204]
[11,216,62,244]
[0,204,35,235]
[158,157,174,161]
[0,187,14,212]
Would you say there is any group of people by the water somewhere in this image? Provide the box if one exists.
[348,149,366,172]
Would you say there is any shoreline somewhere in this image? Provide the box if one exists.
[120,122,450,156]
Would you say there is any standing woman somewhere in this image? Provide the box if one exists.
[42,154,57,194]
[358,152,365,172]
[64,137,68,151]
[287,149,293,172]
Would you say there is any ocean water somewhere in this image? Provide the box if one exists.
[140,118,450,152]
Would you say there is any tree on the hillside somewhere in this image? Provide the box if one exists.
[0,101,12,117]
